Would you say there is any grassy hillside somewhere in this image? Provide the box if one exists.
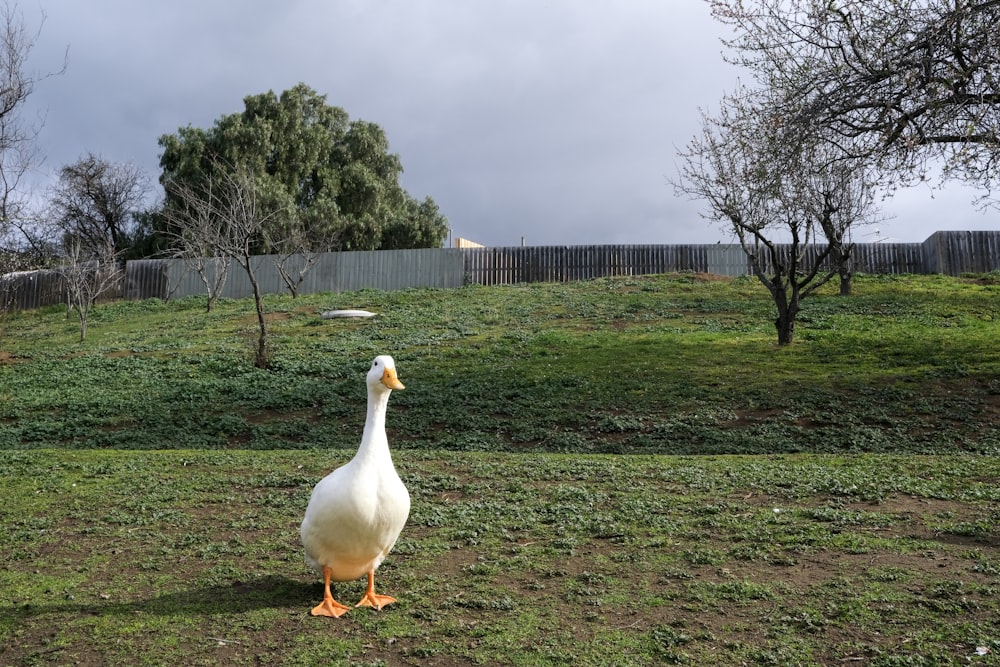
[1,273,998,665]
[1,273,999,454]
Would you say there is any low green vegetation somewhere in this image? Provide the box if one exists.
[1,273,998,665]
[1,450,997,665]
[1,273,999,455]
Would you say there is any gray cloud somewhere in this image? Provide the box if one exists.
[25,0,995,248]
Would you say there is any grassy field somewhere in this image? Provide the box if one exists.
[1,273,998,665]
[2,273,999,455]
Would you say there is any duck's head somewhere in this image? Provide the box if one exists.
[369,355,405,391]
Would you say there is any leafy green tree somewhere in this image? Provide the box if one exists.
[156,83,447,256]
[381,197,449,250]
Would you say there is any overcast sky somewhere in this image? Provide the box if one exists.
[24,0,997,247]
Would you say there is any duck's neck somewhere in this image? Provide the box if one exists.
[357,388,392,461]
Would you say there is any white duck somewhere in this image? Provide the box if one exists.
[300,355,411,617]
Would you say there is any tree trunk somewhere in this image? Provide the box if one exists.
[246,258,270,370]
[774,310,795,345]
[254,300,268,369]
[838,269,852,296]
[77,307,87,342]
[837,253,853,296]
[770,287,798,345]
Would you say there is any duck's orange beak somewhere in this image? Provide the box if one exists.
[381,367,405,390]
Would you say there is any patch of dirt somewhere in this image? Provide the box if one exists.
[106,349,137,358]
[961,274,1000,285]
[983,391,1000,416]
[691,271,733,282]
[722,408,786,427]
[243,408,322,425]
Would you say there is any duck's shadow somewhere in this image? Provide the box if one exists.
[7,575,323,620]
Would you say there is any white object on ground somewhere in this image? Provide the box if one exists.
[321,309,377,319]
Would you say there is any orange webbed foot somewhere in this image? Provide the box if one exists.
[311,597,351,617]
[356,591,397,610]
[355,569,397,610]
[311,565,351,618]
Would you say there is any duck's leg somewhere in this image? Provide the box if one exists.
[311,566,351,618]
[355,570,397,610]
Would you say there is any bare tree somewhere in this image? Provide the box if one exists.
[59,235,121,341]
[0,2,66,297]
[674,88,883,344]
[160,178,233,312]
[0,4,64,356]
[0,2,65,350]
[264,223,340,298]
[183,253,232,313]
[709,0,1000,208]
[272,236,321,298]
[791,136,887,297]
[163,164,278,368]
[48,153,150,259]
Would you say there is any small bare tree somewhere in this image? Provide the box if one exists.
[164,164,278,368]
[265,223,341,298]
[272,239,320,298]
[59,235,121,341]
[0,3,65,341]
[674,88,883,344]
[183,252,231,313]
[161,179,233,312]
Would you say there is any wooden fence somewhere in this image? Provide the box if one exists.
[463,245,717,283]
[462,241,932,285]
[3,231,999,309]
[922,230,1000,274]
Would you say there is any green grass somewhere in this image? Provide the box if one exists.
[1,450,997,665]
[0,272,998,665]
[1,273,999,454]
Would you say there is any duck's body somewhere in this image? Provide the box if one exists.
[300,355,410,617]
[301,454,409,582]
